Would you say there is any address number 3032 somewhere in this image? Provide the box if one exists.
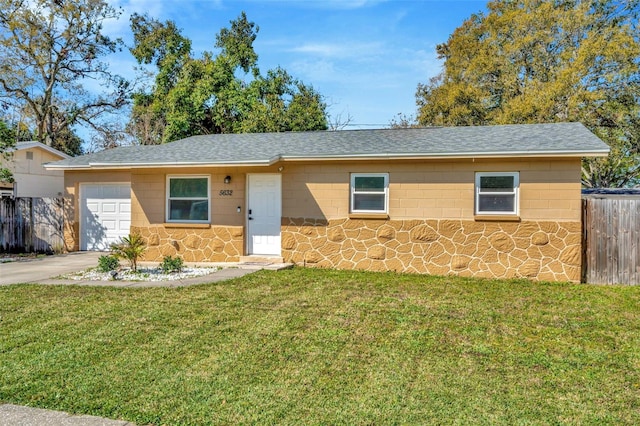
[219,189,233,196]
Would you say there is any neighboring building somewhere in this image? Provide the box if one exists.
[1,141,70,198]
[46,123,609,282]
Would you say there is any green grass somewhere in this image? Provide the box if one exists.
[1,268,639,424]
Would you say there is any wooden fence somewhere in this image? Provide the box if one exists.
[0,197,64,253]
[582,194,640,285]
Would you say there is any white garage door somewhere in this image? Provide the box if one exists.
[81,184,131,251]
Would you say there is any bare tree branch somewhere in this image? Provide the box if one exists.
[0,0,129,149]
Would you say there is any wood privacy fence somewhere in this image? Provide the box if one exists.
[582,194,640,285]
[0,197,64,253]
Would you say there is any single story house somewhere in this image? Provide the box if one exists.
[1,141,70,198]
[46,122,609,282]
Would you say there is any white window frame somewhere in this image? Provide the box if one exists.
[350,173,389,214]
[475,172,519,215]
[166,175,211,223]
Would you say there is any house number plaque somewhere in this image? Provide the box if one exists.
[219,190,233,196]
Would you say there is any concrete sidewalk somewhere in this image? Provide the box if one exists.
[0,404,134,425]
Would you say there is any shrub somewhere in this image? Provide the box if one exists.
[97,254,120,272]
[160,255,184,274]
[110,234,146,272]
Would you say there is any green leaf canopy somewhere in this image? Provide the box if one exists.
[416,0,640,188]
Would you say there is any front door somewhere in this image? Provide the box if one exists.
[247,174,282,255]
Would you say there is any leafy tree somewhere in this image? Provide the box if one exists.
[0,0,130,150]
[416,0,640,188]
[129,12,192,144]
[0,120,15,183]
[129,12,327,144]
[51,126,84,157]
[239,68,327,133]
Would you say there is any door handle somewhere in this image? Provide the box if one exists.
[248,217,253,220]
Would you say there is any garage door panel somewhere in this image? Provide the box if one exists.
[102,203,117,213]
[101,220,117,231]
[86,202,99,213]
[81,184,131,251]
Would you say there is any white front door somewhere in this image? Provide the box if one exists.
[247,174,281,255]
[80,183,131,251]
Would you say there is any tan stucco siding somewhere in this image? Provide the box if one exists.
[13,148,64,175]
[131,169,165,226]
[281,158,582,222]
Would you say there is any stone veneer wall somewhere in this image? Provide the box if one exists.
[281,218,582,282]
[131,225,244,262]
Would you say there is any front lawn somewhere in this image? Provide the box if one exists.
[1,268,639,424]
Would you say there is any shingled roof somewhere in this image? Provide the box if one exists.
[46,122,609,170]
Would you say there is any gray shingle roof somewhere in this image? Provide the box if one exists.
[46,123,609,170]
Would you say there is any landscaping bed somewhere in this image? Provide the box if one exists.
[61,265,220,282]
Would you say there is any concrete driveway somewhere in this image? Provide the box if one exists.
[0,251,103,285]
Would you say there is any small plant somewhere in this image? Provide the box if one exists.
[51,242,65,255]
[97,254,120,273]
[110,234,146,272]
[160,255,184,273]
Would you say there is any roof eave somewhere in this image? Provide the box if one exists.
[44,149,609,170]
[14,142,72,159]
[44,158,277,171]
[280,150,610,161]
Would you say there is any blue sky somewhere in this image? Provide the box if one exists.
[105,0,488,130]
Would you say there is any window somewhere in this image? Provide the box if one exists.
[26,151,33,160]
[475,172,519,215]
[350,173,389,213]
[166,176,210,222]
